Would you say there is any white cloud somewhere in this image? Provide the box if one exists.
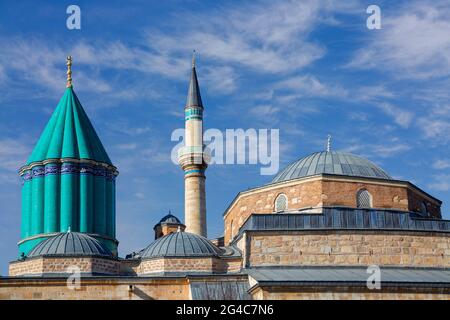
[433,159,450,170]
[418,118,450,143]
[347,1,450,79]
[0,138,31,184]
[275,74,348,98]
[428,175,450,191]
[377,103,414,129]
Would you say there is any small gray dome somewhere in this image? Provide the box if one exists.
[141,232,222,259]
[272,151,392,184]
[28,232,112,258]
[158,214,181,224]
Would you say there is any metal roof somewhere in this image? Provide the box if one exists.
[272,151,392,183]
[140,232,222,259]
[186,64,203,109]
[235,208,450,241]
[246,267,450,286]
[190,280,252,300]
[27,88,112,165]
[27,232,112,258]
[157,214,181,225]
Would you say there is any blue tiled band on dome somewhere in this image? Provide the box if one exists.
[20,162,116,182]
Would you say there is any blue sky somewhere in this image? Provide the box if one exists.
[0,0,449,274]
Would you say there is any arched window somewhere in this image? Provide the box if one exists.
[275,193,288,212]
[357,189,372,208]
[420,202,428,216]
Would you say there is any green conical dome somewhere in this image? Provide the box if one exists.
[27,87,112,165]
[19,68,118,258]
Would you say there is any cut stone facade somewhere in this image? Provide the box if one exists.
[243,231,450,268]
[249,285,450,300]
[9,256,120,277]
[224,176,442,244]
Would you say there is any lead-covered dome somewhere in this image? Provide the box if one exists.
[140,232,222,259]
[272,151,392,184]
[27,232,112,258]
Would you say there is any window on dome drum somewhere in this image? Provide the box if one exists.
[275,194,288,212]
[420,202,428,216]
[356,189,372,208]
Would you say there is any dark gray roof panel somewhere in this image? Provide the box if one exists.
[141,232,222,259]
[236,208,450,237]
[158,214,181,224]
[186,66,203,108]
[246,267,450,285]
[28,232,112,258]
[272,151,392,183]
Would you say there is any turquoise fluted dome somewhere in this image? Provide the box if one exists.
[27,88,112,165]
[18,86,118,258]
[272,151,392,183]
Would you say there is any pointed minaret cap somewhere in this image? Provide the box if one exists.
[185,50,203,109]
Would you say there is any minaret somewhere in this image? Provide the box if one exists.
[178,52,208,237]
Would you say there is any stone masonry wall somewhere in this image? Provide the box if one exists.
[138,257,242,275]
[251,286,449,300]
[0,278,190,300]
[9,257,120,276]
[224,177,441,244]
[247,231,450,268]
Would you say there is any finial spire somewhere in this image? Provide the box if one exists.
[66,55,73,88]
[192,50,196,68]
[326,134,331,152]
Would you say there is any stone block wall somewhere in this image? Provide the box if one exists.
[250,286,450,300]
[9,256,120,276]
[224,176,442,244]
[0,278,190,300]
[137,256,242,275]
[245,231,450,268]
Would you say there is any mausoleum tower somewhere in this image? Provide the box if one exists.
[18,56,119,256]
[178,54,208,237]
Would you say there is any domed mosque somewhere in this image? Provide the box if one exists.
[3,55,450,300]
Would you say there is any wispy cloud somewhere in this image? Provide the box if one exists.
[428,174,450,191]
[433,159,450,170]
[347,1,450,79]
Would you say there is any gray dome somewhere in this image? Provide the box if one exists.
[141,232,222,259]
[272,151,392,184]
[28,232,112,258]
[158,214,181,224]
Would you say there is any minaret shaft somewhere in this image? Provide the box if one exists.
[179,58,207,237]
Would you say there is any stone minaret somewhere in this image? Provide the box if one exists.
[178,54,208,237]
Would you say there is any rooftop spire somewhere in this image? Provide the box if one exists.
[326,134,332,152]
[186,51,203,108]
[66,55,73,88]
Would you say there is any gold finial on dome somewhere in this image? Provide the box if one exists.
[66,55,73,88]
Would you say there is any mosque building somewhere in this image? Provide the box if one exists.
[0,55,449,300]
